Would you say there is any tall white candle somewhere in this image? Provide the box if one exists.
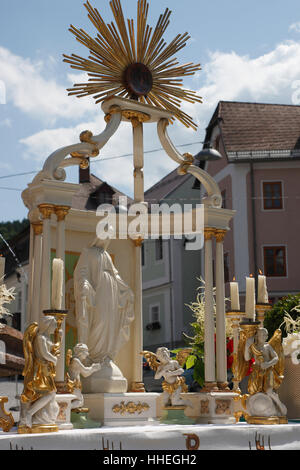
[0,256,5,283]
[257,274,268,304]
[245,276,256,320]
[51,258,64,310]
[230,279,240,311]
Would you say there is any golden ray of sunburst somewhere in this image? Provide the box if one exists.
[63,0,202,130]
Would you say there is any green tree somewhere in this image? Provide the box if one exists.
[264,294,300,338]
[0,219,29,247]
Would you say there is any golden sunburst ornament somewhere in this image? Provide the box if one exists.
[63,0,202,129]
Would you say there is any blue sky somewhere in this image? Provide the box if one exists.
[1,0,300,222]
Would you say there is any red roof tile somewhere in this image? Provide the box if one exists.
[212,101,300,152]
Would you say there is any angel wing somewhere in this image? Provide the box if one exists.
[268,328,285,390]
[21,322,39,403]
[232,330,251,383]
[141,350,160,372]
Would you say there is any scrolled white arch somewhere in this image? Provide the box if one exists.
[157,118,222,208]
[31,109,122,185]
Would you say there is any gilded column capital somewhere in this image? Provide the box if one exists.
[32,222,43,236]
[215,229,227,243]
[54,205,71,222]
[38,204,55,220]
[204,228,215,241]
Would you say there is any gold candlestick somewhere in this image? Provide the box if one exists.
[256,303,272,327]
[226,311,245,393]
[43,309,69,393]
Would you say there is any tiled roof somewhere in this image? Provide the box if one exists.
[210,101,300,153]
[72,173,132,210]
[144,168,192,204]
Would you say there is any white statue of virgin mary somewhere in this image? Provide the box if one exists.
[74,236,134,393]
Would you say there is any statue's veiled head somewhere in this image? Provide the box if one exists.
[90,224,115,251]
[90,236,110,251]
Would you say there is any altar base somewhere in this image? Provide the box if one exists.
[83,393,159,426]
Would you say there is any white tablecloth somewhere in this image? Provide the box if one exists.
[1,422,300,450]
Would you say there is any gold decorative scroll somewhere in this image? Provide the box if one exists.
[112,401,150,415]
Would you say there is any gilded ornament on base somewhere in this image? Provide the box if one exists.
[112,401,150,415]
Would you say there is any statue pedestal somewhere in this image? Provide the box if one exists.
[71,409,101,429]
[83,393,160,426]
[160,406,196,425]
[81,360,128,394]
[55,394,77,430]
[197,392,239,424]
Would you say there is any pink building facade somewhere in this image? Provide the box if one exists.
[203,101,300,304]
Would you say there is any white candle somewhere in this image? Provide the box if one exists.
[0,256,5,283]
[258,274,268,304]
[245,276,256,320]
[51,258,64,310]
[230,280,240,311]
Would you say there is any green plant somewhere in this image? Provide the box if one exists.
[175,278,232,388]
[264,294,300,338]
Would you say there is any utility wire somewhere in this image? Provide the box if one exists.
[0,140,203,182]
[0,186,23,192]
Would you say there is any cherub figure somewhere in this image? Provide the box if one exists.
[142,347,189,407]
[19,316,60,433]
[67,343,101,410]
[235,326,287,419]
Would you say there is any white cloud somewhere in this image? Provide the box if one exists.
[289,22,300,33]
[19,114,179,194]
[0,47,94,124]
[182,40,300,133]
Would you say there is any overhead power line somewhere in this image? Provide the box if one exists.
[0,140,203,182]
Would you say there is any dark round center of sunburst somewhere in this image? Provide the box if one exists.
[124,63,153,99]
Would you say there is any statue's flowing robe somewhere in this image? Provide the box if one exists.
[21,323,56,404]
[74,246,134,363]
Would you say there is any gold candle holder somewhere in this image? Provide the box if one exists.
[256,303,272,327]
[226,311,245,393]
[43,309,69,393]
